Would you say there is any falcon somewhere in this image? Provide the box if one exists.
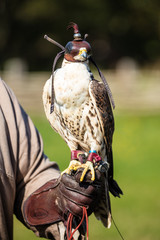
[43,23,122,228]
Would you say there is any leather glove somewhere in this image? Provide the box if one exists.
[60,168,103,218]
[23,169,102,227]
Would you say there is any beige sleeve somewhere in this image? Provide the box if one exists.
[0,79,63,240]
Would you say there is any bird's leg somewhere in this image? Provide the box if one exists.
[61,150,86,176]
[74,150,102,182]
[87,150,101,163]
[71,150,86,164]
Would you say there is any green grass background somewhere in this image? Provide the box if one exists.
[13,112,160,240]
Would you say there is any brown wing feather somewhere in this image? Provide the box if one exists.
[89,79,114,171]
[90,80,114,142]
[89,79,123,197]
[89,79,122,228]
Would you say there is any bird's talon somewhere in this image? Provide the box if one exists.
[78,161,95,182]
[61,160,81,176]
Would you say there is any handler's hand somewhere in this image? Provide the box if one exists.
[24,169,102,224]
[59,169,102,218]
[23,169,102,239]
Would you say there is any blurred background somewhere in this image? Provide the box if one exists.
[0,0,160,70]
[0,0,160,239]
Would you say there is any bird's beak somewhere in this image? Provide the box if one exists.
[73,48,88,61]
[80,50,87,60]
[78,48,88,61]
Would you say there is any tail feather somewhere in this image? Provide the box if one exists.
[94,178,112,228]
[109,178,123,198]
[94,191,111,228]
[94,178,123,227]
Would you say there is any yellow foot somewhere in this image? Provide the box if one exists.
[74,161,95,182]
[61,160,81,175]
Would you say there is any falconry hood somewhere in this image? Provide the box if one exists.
[64,22,92,62]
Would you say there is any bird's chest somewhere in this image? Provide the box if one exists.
[53,63,103,151]
[54,63,91,109]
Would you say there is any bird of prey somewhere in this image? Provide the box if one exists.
[43,23,122,228]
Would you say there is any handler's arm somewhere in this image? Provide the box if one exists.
[0,79,63,239]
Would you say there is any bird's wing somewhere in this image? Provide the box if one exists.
[89,79,122,227]
[89,79,113,227]
[89,79,114,173]
[42,77,64,136]
[89,79,122,197]
[42,77,81,151]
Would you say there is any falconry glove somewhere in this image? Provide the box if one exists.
[23,169,102,239]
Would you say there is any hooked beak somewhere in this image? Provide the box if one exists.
[74,48,88,61]
[80,50,87,60]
